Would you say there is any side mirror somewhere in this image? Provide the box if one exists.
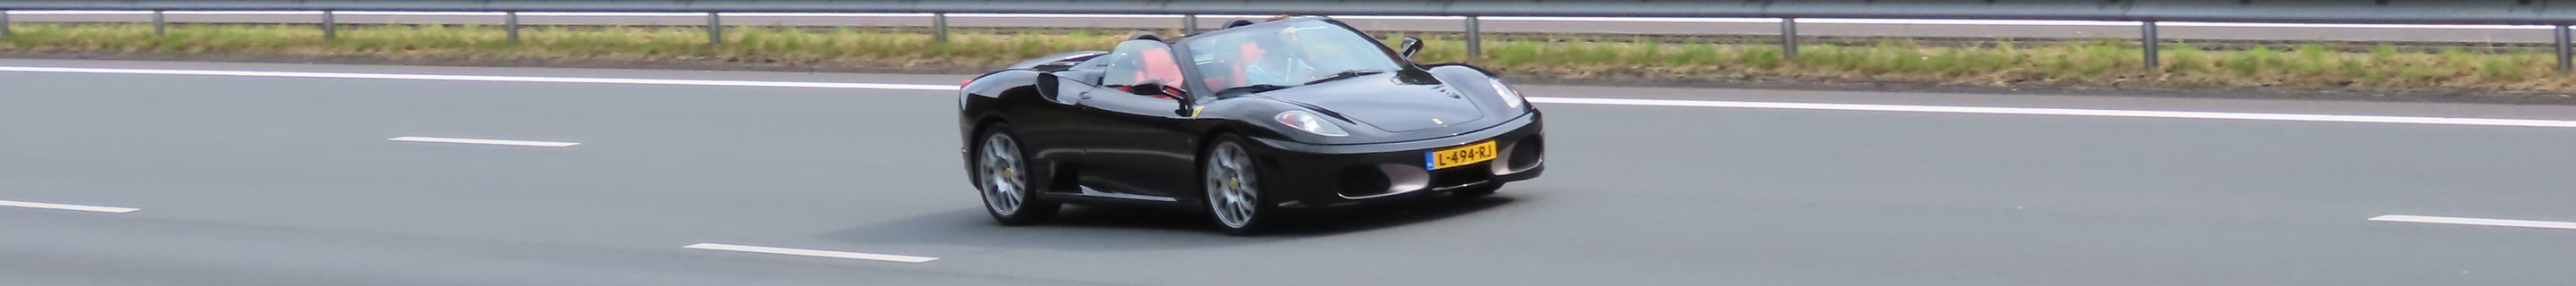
[1034,72,1060,97]
[1399,37,1424,60]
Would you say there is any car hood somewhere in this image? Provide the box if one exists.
[1258,74,1485,133]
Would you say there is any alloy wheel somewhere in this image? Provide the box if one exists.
[1205,142,1259,229]
[979,133,1026,216]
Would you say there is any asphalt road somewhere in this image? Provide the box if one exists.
[3,13,2561,43]
[6,59,2576,285]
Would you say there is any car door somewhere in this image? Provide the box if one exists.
[1075,40,1202,198]
[1009,59,1106,184]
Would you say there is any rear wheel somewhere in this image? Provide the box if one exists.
[1203,136,1274,235]
[977,125,1058,225]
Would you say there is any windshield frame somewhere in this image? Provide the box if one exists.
[1173,18,1415,98]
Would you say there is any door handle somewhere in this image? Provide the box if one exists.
[1079,92,1093,99]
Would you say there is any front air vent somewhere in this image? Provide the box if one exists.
[1338,164,1430,199]
[1335,165,1391,198]
[1494,136,1544,175]
[1507,136,1544,172]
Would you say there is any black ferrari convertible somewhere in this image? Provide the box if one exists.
[955,16,1544,235]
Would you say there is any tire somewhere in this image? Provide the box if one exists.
[1449,183,1502,198]
[1201,135,1275,236]
[976,125,1059,225]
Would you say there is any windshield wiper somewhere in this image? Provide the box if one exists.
[1210,70,1387,96]
[1302,69,1387,85]
[1215,84,1292,96]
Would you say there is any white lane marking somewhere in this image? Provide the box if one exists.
[336,12,504,16]
[5,64,2572,129]
[682,243,938,263]
[518,12,704,17]
[1319,15,1468,21]
[3,11,157,15]
[389,137,581,147]
[733,13,934,18]
[954,13,1183,19]
[1798,18,2139,26]
[0,11,2549,29]
[1526,97,2576,129]
[2369,214,2576,231]
[1486,16,1779,23]
[19,11,505,16]
[2160,21,2551,30]
[164,11,323,15]
[0,66,958,90]
[737,13,1182,19]
[0,199,140,214]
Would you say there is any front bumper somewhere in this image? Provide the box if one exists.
[1248,111,1545,208]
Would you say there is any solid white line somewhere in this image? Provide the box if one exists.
[730,13,934,18]
[517,12,705,17]
[336,12,505,16]
[389,137,581,147]
[1799,18,2140,26]
[1325,15,1468,21]
[16,11,502,16]
[163,11,324,15]
[0,199,140,214]
[4,64,2570,129]
[3,11,2551,30]
[4,11,157,15]
[0,66,958,90]
[1485,16,1779,23]
[1524,97,2576,129]
[2369,214,2576,231]
[952,13,1180,19]
[682,243,938,263]
[2159,21,2549,30]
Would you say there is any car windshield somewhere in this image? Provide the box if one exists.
[1184,20,1406,95]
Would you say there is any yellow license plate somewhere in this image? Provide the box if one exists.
[1427,141,1498,170]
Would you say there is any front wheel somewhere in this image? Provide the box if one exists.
[1203,136,1275,235]
[977,125,1059,225]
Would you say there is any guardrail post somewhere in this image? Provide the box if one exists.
[322,10,335,40]
[2558,24,2572,75]
[152,10,165,36]
[1780,17,1798,58]
[1182,13,1198,34]
[2142,21,2160,72]
[705,12,721,46]
[505,11,520,45]
[1465,15,1482,60]
[933,13,949,43]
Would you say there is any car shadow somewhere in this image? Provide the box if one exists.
[815,196,1517,251]
[1268,196,1517,236]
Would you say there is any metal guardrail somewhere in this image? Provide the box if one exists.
[3,0,2576,72]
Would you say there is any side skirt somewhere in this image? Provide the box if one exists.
[1034,185,1192,209]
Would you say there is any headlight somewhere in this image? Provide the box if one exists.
[1487,78,1525,109]
[1274,110,1349,137]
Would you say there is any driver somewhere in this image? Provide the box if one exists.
[1238,25,1319,86]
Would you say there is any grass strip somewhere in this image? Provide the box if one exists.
[4,23,2572,92]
